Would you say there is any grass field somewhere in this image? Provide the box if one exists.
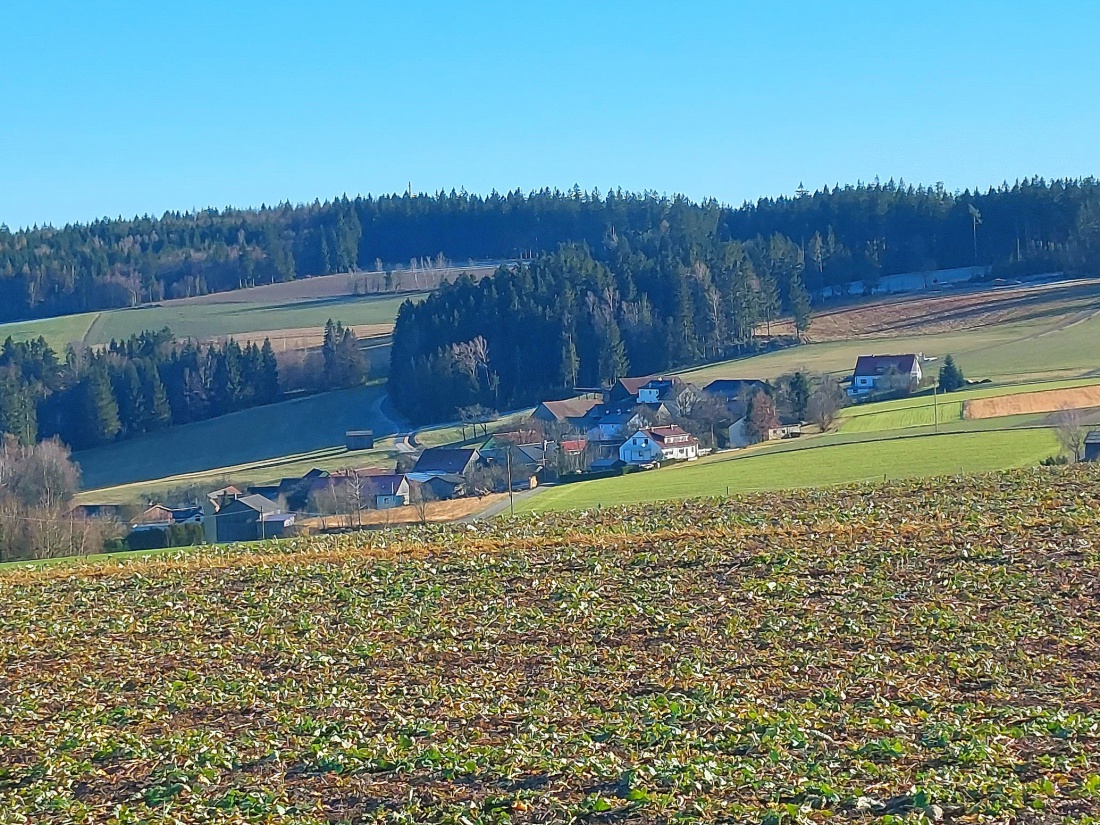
[0,289,424,351]
[74,385,394,492]
[682,280,1100,385]
[3,467,1099,822]
[523,427,1061,511]
[836,377,1100,434]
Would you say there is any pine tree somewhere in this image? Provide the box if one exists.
[938,355,965,392]
[140,362,172,430]
[789,276,813,335]
[79,368,121,447]
[0,376,37,445]
[258,339,280,403]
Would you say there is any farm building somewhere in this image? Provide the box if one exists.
[530,397,603,430]
[848,354,923,397]
[604,377,651,407]
[345,430,375,450]
[1086,431,1100,462]
[728,417,802,448]
[704,379,769,405]
[412,447,481,477]
[203,494,291,543]
[130,504,204,532]
[619,424,700,465]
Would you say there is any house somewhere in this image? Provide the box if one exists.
[531,397,602,430]
[205,494,289,543]
[635,377,705,416]
[368,473,410,509]
[1085,431,1100,462]
[619,424,700,465]
[605,377,651,408]
[589,410,642,443]
[130,504,203,532]
[728,417,803,448]
[589,457,625,473]
[848,354,923,397]
[412,447,481,477]
[206,486,242,510]
[704,379,769,406]
[407,472,466,500]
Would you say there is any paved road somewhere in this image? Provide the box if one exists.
[460,485,546,522]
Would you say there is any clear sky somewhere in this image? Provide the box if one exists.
[2,1,1097,229]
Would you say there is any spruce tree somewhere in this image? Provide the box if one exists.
[80,368,121,447]
[938,355,965,392]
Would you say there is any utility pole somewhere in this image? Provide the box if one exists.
[506,448,514,517]
[933,385,939,433]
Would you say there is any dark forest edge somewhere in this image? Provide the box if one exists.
[3,178,1099,324]
[388,178,1100,422]
[0,320,368,452]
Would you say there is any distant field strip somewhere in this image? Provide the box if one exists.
[837,377,1100,433]
[524,427,1060,511]
[964,384,1100,419]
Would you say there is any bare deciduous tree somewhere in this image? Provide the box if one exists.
[1053,406,1087,462]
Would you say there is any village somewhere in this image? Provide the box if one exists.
[111,349,1024,549]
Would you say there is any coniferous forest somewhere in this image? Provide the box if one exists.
[3,179,1099,323]
[3,178,1100,426]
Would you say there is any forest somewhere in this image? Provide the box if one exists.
[0,320,367,452]
[3,178,1099,322]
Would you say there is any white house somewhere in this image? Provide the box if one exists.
[848,354,923,397]
[619,424,700,465]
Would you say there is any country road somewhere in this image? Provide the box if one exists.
[460,484,545,521]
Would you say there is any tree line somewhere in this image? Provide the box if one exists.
[389,222,815,422]
[0,321,368,452]
[4,178,1099,322]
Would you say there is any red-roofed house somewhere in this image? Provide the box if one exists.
[619,424,700,465]
[849,354,923,397]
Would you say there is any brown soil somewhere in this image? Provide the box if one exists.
[768,278,1100,342]
[297,493,507,530]
[963,386,1100,419]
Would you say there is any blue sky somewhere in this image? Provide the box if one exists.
[1,1,1097,228]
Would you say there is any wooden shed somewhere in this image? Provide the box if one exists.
[345,430,375,450]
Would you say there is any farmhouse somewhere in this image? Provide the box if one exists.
[367,473,411,509]
[1085,430,1100,462]
[848,354,923,397]
[619,424,700,465]
[531,397,602,430]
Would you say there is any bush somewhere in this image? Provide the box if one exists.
[1040,454,1070,466]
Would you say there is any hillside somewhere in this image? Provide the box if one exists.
[2,467,1099,822]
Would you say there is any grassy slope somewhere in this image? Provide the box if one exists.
[75,385,393,491]
[0,291,422,350]
[3,468,1098,822]
[523,428,1060,511]
[0,312,99,351]
[82,293,416,344]
[682,306,1100,385]
[836,376,1100,434]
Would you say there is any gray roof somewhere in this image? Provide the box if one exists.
[413,447,480,475]
[230,494,281,513]
[1085,430,1100,444]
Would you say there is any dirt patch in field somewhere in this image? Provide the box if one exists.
[768,278,1100,342]
[963,386,1100,419]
